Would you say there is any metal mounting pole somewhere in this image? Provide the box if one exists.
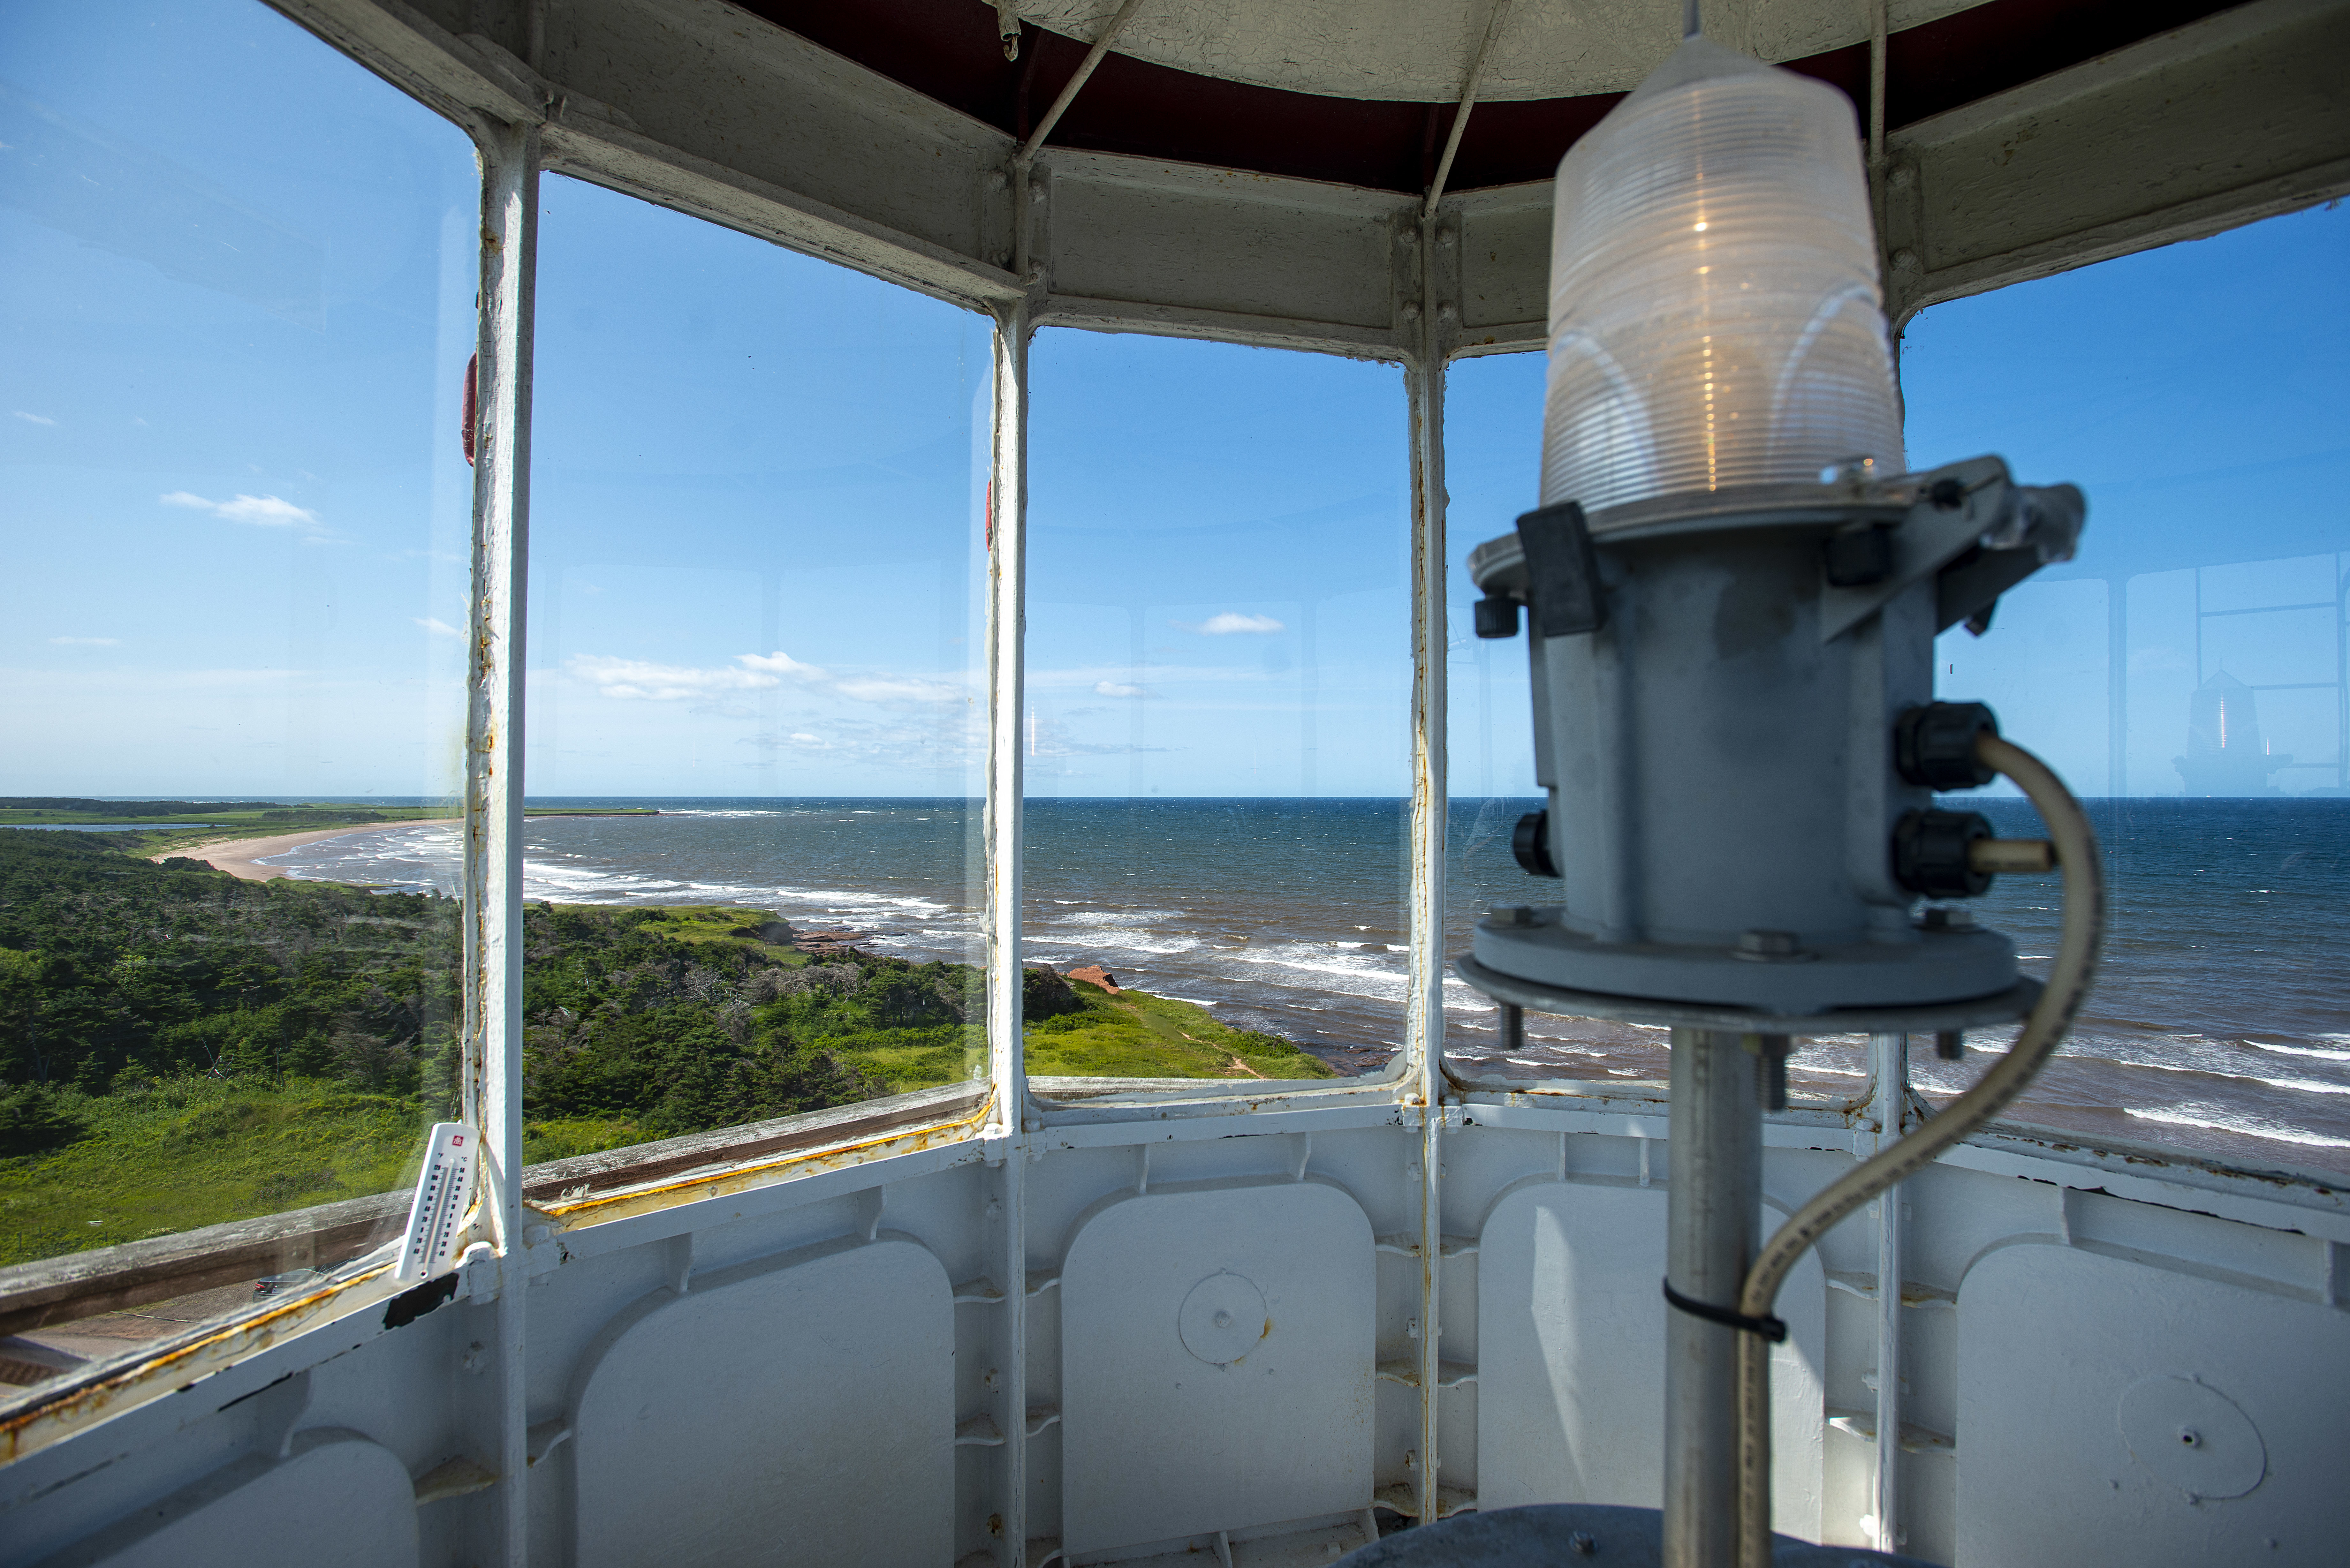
[1869,1029,1909,1555]
[1663,1028,1762,1568]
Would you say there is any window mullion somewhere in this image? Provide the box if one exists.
[463,117,538,1568]
[986,302,1033,1132]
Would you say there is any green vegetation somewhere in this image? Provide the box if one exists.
[0,829,1329,1266]
[1024,980,1334,1081]
[0,797,661,860]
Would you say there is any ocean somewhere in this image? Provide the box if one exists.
[266,795,2350,1179]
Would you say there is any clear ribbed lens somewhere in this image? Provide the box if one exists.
[1539,37,1902,522]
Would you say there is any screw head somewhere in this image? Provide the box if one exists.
[1569,1531,1598,1555]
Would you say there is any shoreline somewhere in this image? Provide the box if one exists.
[149,819,456,881]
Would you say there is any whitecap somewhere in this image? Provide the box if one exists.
[2126,1107,2350,1150]
[2251,1043,2350,1061]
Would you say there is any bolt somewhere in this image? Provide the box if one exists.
[1569,1531,1597,1555]
[1736,928,1801,958]
[1213,1310,1233,1329]
[1488,904,1535,927]
[2179,1428,2201,1447]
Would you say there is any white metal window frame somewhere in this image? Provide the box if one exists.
[408,0,2350,1281]
[5,0,2345,1497]
[261,0,2350,1276]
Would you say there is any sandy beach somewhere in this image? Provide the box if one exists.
[150,820,456,881]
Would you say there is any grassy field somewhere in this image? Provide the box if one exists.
[0,1077,424,1265]
[1024,980,1334,1081]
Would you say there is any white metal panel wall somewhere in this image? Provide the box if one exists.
[1954,1243,2350,1567]
[1058,1177,1377,1557]
[24,1434,419,1568]
[566,1238,956,1565]
[1472,1177,1827,1536]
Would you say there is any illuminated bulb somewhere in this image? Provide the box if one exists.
[1539,36,1902,519]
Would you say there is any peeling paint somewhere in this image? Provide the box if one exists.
[0,1264,400,1465]
[539,1099,994,1229]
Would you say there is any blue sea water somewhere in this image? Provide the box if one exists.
[259,795,2350,1175]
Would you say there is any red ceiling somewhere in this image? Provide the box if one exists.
[735,0,2243,192]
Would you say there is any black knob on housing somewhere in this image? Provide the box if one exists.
[1893,809,1993,898]
[1512,809,1559,878]
[1474,593,1521,639]
[1822,521,1895,588]
[1894,702,2000,790]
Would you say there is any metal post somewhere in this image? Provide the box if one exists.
[1869,1030,1908,1554]
[1404,222,1452,1526]
[1664,1028,1762,1568]
[986,300,1031,1137]
[464,117,537,1568]
[984,296,1033,1567]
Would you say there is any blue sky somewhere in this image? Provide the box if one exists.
[5,1,2344,799]
[1451,202,2350,800]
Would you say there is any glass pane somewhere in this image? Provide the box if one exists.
[1903,203,2350,1176]
[1023,331,1407,1082]
[1442,356,1869,1102]
[512,177,990,1165]
[1,0,474,1388]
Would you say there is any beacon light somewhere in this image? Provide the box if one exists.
[1541,36,1904,524]
[1441,30,2102,1568]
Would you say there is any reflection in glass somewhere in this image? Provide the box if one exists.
[510,177,991,1163]
[0,0,474,1389]
[1023,332,1409,1080]
[1442,205,2350,1170]
[1906,202,2349,1175]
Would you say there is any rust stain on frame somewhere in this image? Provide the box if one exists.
[0,1264,402,1465]
[539,1098,995,1228]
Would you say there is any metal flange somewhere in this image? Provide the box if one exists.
[1454,955,2041,1036]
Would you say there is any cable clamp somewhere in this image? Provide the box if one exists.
[1662,1279,1786,1343]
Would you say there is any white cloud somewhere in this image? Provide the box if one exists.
[1180,611,1285,635]
[12,411,56,426]
[162,490,322,528]
[414,617,462,637]
[48,636,120,646]
[835,674,963,706]
[1031,662,1267,690]
[567,654,783,702]
[568,649,973,720]
[736,650,828,682]
[1094,680,1149,699]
